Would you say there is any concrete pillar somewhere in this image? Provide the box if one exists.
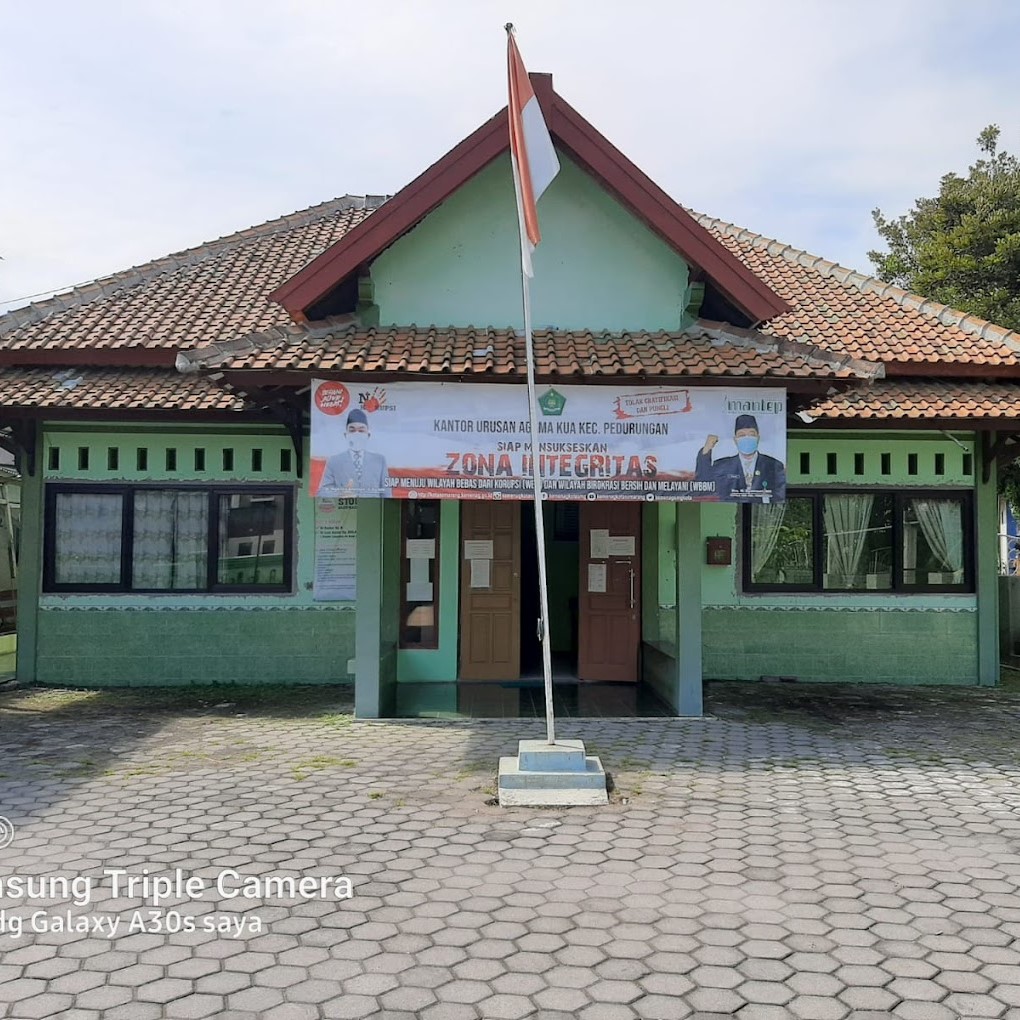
[976,438,999,686]
[354,499,385,716]
[675,501,704,716]
[16,423,42,684]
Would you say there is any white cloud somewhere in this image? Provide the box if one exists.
[2,0,1019,310]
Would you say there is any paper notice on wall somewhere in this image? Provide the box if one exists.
[590,529,609,559]
[409,557,430,584]
[587,563,607,593]
[406,581,434,602]
[608,535,636,556]
[405,538,435,559]
[464,540,494,560]
[470,558,491,589]
[313,498,357,601]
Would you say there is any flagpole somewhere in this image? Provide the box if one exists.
[506,22,557,746]
[520,269,557,745]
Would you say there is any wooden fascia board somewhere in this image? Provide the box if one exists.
[2,408,258,422]
[540,86,791,324]
[0,348,178,368]
[218,369,850,391]
[270,110,510,313]
[802,416,1020,430]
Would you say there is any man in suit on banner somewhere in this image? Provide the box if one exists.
[695,413,786,502]
[318,408,391,497]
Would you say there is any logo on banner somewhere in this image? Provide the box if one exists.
[358,387,394,413]
[538,388,566,417]
[315,382,351,416]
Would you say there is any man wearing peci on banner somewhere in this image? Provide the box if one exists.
[696,413,786,502]
[318,408,392,498]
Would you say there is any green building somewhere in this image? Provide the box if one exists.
[2,75,1016,716]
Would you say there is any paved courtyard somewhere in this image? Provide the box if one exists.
[1,678,1020,1019]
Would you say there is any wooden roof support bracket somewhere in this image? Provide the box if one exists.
[980,430,1020,484]
[0,419,36,477]
[208,375,306,480]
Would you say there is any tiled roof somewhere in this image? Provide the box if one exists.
[2,191,1017,376]
[177,320,882,381]
[0,196,386,355]
[0,368,243,412]
[803,380,1020,421]
[694,213,1020,366]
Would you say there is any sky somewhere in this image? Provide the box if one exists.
[2,0,1020,313]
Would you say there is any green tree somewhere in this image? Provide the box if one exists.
[870,126,1020,512]
[870,125,1020,330]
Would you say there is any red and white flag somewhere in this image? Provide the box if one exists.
[507,29,560,278]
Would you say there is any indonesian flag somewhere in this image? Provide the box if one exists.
[507,29,560,278]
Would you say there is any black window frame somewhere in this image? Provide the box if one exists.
[43,482,295,595]
[742,487,975,595]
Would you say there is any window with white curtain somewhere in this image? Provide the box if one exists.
[131,491,209,590]
[743,489,971,594]
[45,486,293,593]
[53,492,123,586]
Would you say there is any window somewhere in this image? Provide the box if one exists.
[400,499,441,648]
[216,494,289,587]
[52,492,123,587]
[44,485,293,593]
[743,489,972,593]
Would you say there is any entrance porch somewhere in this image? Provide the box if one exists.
[353,497,704,719]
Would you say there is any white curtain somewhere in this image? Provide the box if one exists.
[913,499,964,579]
[132,491,208,590]
[823,494,874,588]
[750,502,787,580]
[54,493,122,584]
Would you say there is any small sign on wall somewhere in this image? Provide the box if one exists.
[313,498,357,601]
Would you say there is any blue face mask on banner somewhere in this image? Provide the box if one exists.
[736,436,759,456]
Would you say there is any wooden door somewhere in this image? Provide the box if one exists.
[578,502,642,682]
[459,502,521,680]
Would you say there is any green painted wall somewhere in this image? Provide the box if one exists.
[702,607,977,684]
[34,424,356,687]
[370,153,692,332]
[37,608,354,686]
[656,431,986,686]
[29,422,993,693]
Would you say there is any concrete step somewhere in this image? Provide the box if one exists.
[516,738,588,772]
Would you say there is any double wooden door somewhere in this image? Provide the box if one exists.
[458,500,641,682]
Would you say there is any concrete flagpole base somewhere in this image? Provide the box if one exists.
[497,738,609,807]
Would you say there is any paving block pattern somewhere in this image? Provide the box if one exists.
[0,681,1019,1017]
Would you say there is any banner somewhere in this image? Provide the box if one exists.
[310,381,786,503]
[313,498,357,600]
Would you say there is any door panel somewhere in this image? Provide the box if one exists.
[578,502,641,682]
[459,502,521,680]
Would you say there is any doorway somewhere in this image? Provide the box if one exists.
[458,500,642,683]
[520,502,580,680]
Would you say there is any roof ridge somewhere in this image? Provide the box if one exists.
[689,210,1020,354]
[176,315,359,373]
[689,318,884,380]
[0,195,389,338]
